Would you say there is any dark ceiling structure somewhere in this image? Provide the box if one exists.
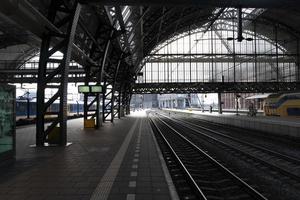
[0,0,299,146]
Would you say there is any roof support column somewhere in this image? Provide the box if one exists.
[110,54,123,122]
[297,39,300,82]
[83,25,110,129]
[232,10,236,83]
[36,0,81,146]
[254,22,258,82]
[275,25,279,82]
[218,92,222,114]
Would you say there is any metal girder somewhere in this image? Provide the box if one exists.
[102,82,113,122]
[133,82,300,94]
[36,0,81,146]
[83,93,100,128]
[117,85,123,119]
[0,76,90,84]
[111,86,121,120]
[148,53,298,57]
[114,7,134,65]
[121,83,132,115]
[98,7,138,122]
[298,40,300,82]
[109,56,123,122]
[156,7,166,45]
[147,8,296,61]
[79,0,300,8]
[83,72,101,128]
[0,67,84,75]
[0,0,99,68]
[214,29,233,54]
[102,53,123,122]
[82,12,128,126]
[83,25,112,128]
[146,55,295,63]
[142,7,211,57]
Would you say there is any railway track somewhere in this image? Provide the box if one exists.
[149,113,268,200]
[158,112,300,183]
[172,113,300,147]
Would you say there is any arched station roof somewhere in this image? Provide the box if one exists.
[0,0,299,86]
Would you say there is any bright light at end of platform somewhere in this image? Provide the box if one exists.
[131,109,150,117]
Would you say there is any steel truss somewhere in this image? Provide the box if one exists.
[36,0,81,146]
[82,8,130,126]
[133,82,300,94]
[148,8,297,59]
[82,24,114,128]
[138,7,299,88]
[0,64,85,83]
[122,82,133,115]
[102,53,124,122]
[146,53,296,63]
[99,6,139,122]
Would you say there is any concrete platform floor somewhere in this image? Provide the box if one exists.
[0,111,176,200]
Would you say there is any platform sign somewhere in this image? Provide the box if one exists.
[78,85,103,94]
[0,84,16,164]
[78,85,90,93]
[90,85,102,93]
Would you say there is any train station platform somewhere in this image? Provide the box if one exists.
[164,108,300,139]
[0,111,176,200]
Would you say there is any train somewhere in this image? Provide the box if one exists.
[16,93,300,118]
[16,99,84,118]
[263,93,300,117]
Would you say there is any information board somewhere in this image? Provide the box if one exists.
[90,85,102,93]
[0,84,15,164]
[78,85,103,93]
[78,85,90,93]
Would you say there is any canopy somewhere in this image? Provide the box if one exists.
[245,94,272,100]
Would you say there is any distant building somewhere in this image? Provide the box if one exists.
[157,94,202,109]
[131,94,158,109]
[221,93,264,110]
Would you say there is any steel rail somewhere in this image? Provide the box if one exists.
[157,112,300,182]
[173,115,300,165]
[150,113,268,200]
[149,115,207,200]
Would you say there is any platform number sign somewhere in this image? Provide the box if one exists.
[78,86,90,93]
[78,85,103,94]
[90,85,102,93]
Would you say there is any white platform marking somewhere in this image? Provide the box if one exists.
[90,118,139,200]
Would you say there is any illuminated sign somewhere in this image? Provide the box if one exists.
[78,86,90,93]
[78,85,103,93]
[90,85,102,93]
